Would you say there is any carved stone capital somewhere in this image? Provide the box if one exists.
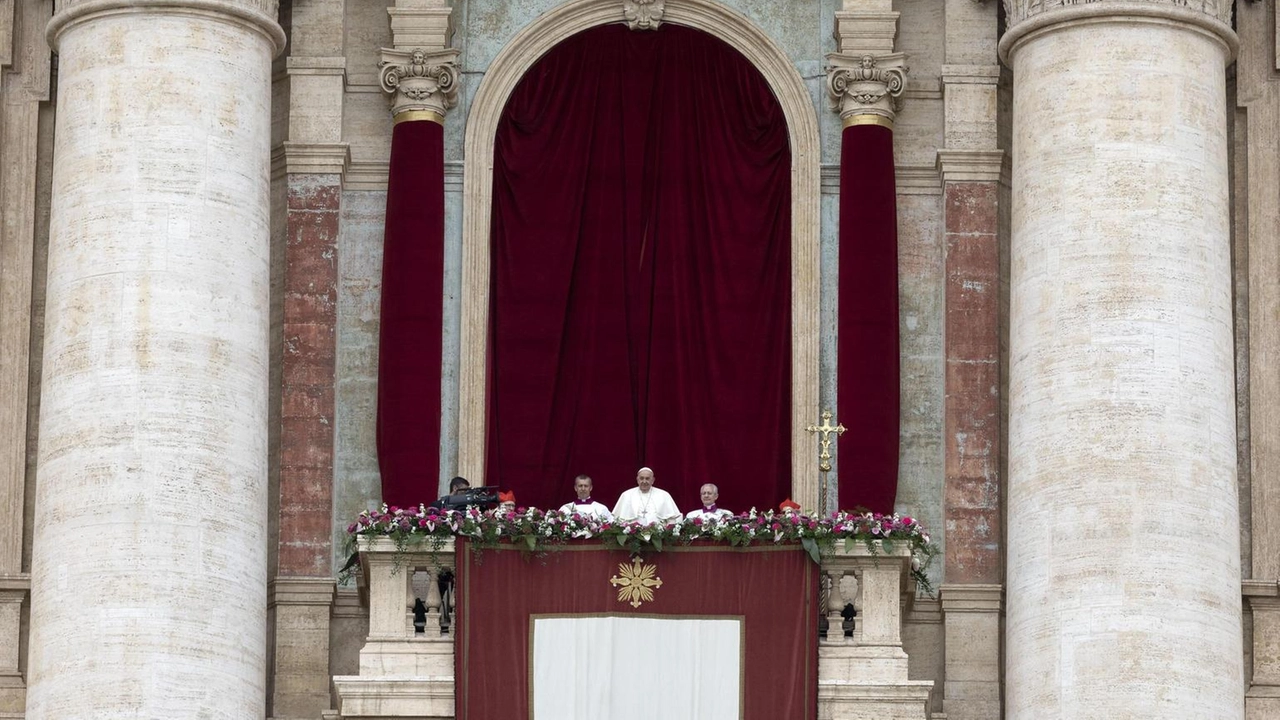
[623,0,664,31]
[825,52,908,125]
[379,47,461,119]
[1003,0,1231,28]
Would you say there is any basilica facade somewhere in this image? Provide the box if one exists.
[0,0,1273,718]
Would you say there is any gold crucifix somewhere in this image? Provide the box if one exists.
[806,410,846,473]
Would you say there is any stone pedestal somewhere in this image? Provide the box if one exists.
[1001,2,1242,718]
[0,575,26,718]
[271,577,337,719]
[26,0,284,716]
[332,537,455,720]
[1246,580,1280,720]
[940,583,1001,720]
[818,544,932,719]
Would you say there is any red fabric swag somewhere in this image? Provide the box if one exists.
[378,119,446,508]
[836,123,900,514]
[487,24,792,513]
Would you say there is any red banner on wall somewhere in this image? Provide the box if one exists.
[455,541,818,719]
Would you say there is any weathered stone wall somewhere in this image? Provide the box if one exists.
[330,0,950,584]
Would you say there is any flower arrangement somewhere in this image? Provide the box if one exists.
[344,504,936,594]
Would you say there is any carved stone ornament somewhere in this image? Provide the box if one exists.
[1003,0,1232,27]
[379,47,462,118]
[825,53,908,123]
[623,0,665,30]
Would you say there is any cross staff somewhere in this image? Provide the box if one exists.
[805,410,846,473]
[807,410,846,516]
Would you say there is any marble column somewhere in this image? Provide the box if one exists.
[1001,2,1241,718]
[27,0,283,716]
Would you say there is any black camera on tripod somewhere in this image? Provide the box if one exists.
[436,486,499,511]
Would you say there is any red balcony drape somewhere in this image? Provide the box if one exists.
[377,118,446,508]
[836,122,900,514]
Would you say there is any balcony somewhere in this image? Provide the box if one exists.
[333,531,932,719]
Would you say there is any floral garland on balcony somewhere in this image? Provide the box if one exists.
[344,504,937,594]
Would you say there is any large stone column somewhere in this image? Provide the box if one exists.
[27,0,283,716]
[1001,2,1241,718]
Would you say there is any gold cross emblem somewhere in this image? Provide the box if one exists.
[609,558,664,608]
[806,409,847,472]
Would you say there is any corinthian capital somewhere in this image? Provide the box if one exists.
[825,53,908,126]
[379,47,461,120]
[1002,0,1232,27]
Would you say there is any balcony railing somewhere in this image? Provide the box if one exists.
[333,536,932,719]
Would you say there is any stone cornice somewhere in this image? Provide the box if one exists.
[286,55,346,77]
[940,63,999,86]
[379,47,460,119]
[1003,0,1230,27]
[280,141,351,177]
[388,4,452,50]
[833,10,898,56]
[825,52,907,124]
[333,587,367,619]
[48,0,286,54]
[939,583,1004,613]
[1244,578,1280,608]
[0,573,29,594]
[936,148,1006,185]
[268,576,336,607]
[999,1,1237,66]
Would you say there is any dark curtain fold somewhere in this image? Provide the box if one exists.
[836,123,900,514]
[487,24,792,512]
[455,542,819,719]
[378,119,446,508]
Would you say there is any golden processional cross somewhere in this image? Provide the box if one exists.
[806,409,846,515]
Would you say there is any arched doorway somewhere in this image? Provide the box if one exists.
[458,0,821,507]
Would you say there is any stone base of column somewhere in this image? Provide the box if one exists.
[270,577,336,719]
[0,576,28,719]
[820,642,911,684]
[357,638,453,677]
[331,676,455,719]
[817,680,933,720]
[1246,581,1280,720]
[940,583,1002,720]
[818,643,932,718]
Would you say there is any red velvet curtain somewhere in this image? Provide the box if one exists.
[837,123,899,514]
[456,542,819,719]
[487,24,791,512]
[378,119,446,508]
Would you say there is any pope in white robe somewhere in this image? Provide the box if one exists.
[685,483,732,521]
[558,474,613,520]
[612,467,681,524]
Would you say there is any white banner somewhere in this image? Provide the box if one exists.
[531,615,742,720]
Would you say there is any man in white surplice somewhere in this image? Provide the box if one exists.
[685,483,732,521]
[558,474,613,520]
[611,467,681,524]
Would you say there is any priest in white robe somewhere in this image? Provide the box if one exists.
[558,474,613,520]
[685,483,732,521]
[612,467,681,525]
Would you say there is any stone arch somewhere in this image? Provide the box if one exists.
[457,0,822,508]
